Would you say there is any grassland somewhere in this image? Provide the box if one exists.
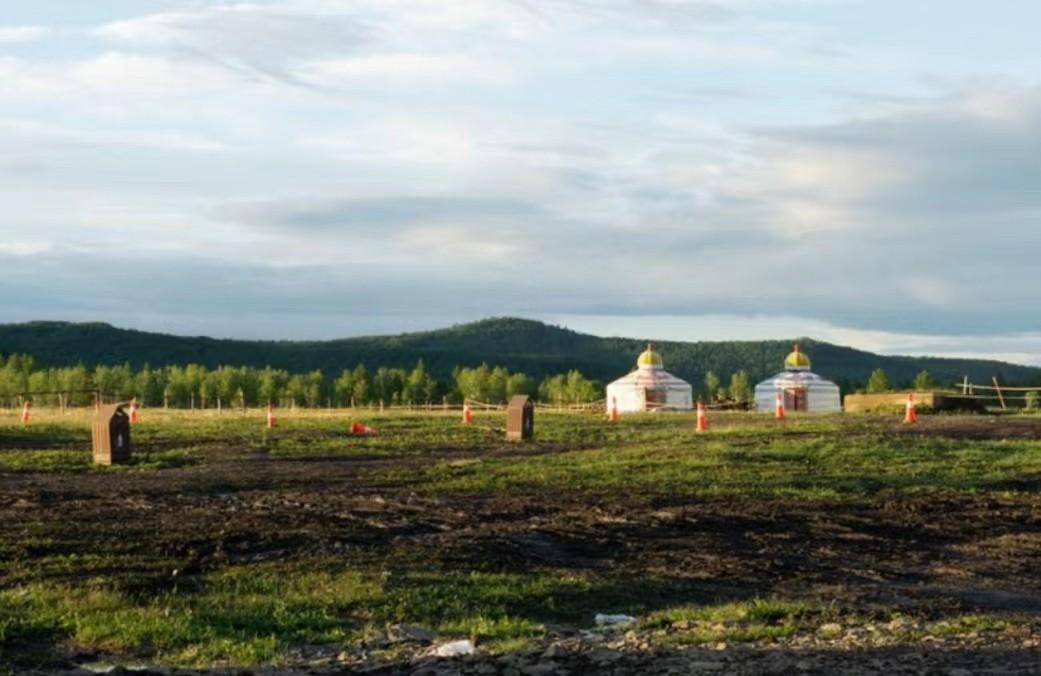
[3,408,1041,673]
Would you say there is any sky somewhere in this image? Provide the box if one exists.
[1,0,1040,365]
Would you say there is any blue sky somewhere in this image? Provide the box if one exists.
[1,1,1040,365]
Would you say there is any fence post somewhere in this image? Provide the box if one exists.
[993,377,1007,410]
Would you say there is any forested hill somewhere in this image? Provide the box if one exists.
[1,318,1038,388]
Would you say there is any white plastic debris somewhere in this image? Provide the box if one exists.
[595,613,636,627]
[433,639,476,657]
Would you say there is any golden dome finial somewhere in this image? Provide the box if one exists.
[637,343,663,368]
[785,343,811,370]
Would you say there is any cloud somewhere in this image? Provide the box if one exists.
[3,0,1040,356]
[299,54,515,86]
[0,26,50,42]
[97,4,369,57]
[529,0,737,25]
[223,196,544,238]
[96,3,371,86]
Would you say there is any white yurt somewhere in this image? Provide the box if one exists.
[606,344,693,413]
[754,345,841,413]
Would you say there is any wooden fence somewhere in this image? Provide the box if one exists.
[955,377,1041,410]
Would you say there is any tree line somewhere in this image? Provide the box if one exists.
[0,354,602,408]
[698,368,952,404]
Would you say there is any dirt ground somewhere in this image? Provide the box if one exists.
[4,413,1041,674]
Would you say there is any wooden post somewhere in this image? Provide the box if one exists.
[993,377,1007,410]
[962,376,969,395]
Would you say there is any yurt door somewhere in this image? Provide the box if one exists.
[785,388,808,412]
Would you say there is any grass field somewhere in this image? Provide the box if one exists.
[3,408,1041,672]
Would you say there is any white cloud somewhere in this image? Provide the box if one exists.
[0,241,53,256]
[2,0,1040,357]
[300,53,515,86]
[0,25,49,42]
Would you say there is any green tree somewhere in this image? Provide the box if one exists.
[703,371,720,401]
[405,360,436,404]
[93,363,132,401]
[258,367,288,406]
[136,365,166,407]
[455,364,494,402]
[913,370,937,391]
[866,368,891,393]
[285,374,307,407]
[728,370,752,403]
[60,364,93,406]
[213,367,242,408]
[351,365,370,405]
[163,366,191,407]
[506,372,536,399]
[487,366,510,403]
[200,369,221,408]
[537,370,599,404]
[304,370,325,407]
[236,367,259,407]
[373,367,391,404]
[333,369,355,407]
[565,370,599,403]
[538,373,566,405]
[183,364,206,407]
[27,370,53,405]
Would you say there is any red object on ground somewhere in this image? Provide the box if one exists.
[696,401,708,432]
[266,402,276,429]
[462,400,473,425]
[20,401,30,425]
[775,391,786,420]
[607,397,619,423]
[129,399,139,424]
[351,421,376,436]
[904,393,917,425]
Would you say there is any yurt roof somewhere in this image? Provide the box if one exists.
[756,371,837,389]
[608,342,692,389]
[609,369,691,389]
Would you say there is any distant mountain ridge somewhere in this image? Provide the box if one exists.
[1,317,1038,388]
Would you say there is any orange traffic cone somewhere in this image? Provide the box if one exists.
[266,401,276,429]
[696,401,708,432]
[129,399,139,424]
[20,400,30,425]
[607,397,619,422]
[462,400,473,425]
[904,393,917,425]
[775,391,786,420]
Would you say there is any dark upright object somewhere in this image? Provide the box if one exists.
[92,404,131,465]
[506,395,534,441]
